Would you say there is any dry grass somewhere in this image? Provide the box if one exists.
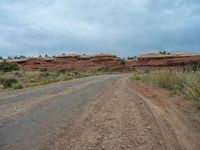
[0,70,115,90]
[132,70,200,101]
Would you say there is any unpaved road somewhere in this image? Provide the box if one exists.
[0,74,200,150]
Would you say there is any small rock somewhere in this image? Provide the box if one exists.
[101,145,106,150]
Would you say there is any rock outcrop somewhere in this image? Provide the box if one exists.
[1,53,200,72]
[11,54,126,72]
[126,53,200,71]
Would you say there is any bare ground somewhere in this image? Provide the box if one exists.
[43,76,200,150]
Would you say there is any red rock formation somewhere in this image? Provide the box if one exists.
[127,54,200,66]
[1,53,200,72]
[13,55,126,72]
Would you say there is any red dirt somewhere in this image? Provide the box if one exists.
[42,76,200,150]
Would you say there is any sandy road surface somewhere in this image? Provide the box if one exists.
[0,74,200,150]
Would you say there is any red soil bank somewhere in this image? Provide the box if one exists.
[2,54,200,72]
[15,55,126,72]
[126,54,200,71]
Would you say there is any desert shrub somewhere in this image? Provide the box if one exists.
[12,83,23,89]
[72,70,80,78]
[2,78,18,88]
[58,69,66,74]
[0,63,19,72]
[120,60,126,65]
[133,75,141,80]
[15,71,23,77]
[0,77,6,84]
[144,69,150,74]
[40,79,53,85]
[98,67,111,72]
[117,57,126,65]
[28,83,40,87]
[40,71,50,77]
[62,75,73,81]
[40,68,48,72]
[127,56,137,60]
[191,62,200,72]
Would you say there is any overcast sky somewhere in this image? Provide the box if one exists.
[0,0,200,57]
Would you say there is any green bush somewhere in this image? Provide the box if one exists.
[2,78,18,88]
[191,62,200,72]
[72,70,80,78]
[0,77,6,84]
[133,74,141,80]
[120,60,126,65]
[12,83,23,89]
[144,69,150,74]
[0,63,19,72]
[40,71,50,77]
[40,68,48,72]
[58,69,66,74]
[40,79,52,85]
[135,76,141,80]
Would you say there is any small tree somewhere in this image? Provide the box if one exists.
[159,51,167,55]
[2,78,18,88]
[14,56,19,59]
[20,55,26,59]
[0,56,3,60]
[117,57,126,65]
[7,56,13,60]
[0,63,19,72]
[191,62,200,73]
[127,56,137,60]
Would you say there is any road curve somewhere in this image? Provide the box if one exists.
[0,74,123,150]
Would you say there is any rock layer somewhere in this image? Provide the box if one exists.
[1,54,200,72]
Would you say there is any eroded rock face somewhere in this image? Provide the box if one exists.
[126,55,200,70]
[2,54,200,72]
[16,55,127,72]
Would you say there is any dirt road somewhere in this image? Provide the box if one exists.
[0,75,200,150]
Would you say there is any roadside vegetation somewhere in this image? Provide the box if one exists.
[0,66,115,90]
[132,70,200,101]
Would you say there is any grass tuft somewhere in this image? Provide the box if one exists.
[132,70,200,101]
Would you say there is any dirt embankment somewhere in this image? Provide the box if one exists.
[3,54,200,72]
[43,76,200,150]
[126,54,200,71]
[15,55,126,72]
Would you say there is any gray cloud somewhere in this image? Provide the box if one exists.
[0,0,200,57]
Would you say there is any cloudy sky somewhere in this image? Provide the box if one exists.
[0,0,200,57]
